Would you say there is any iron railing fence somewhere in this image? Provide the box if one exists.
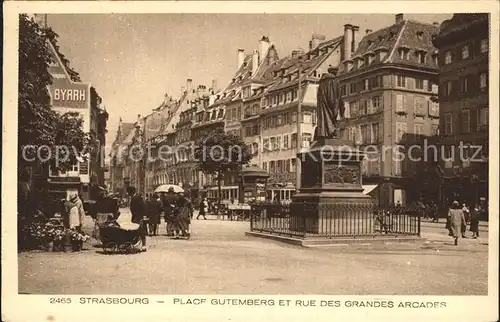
[250,202,421,238]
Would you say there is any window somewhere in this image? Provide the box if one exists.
[395,94,407,113]
[459,76,468,93]
[269,161,276,173]
[291,112,297,123]
[415,78,424,90]
[263,138,270,151]
[371,96,381,113]
[478,107,489,129]
[361,124,371,143]
[428,100,439,117]
[398,48,409,60]
[395,122,408,142]
[414,96,426,116]
[270,137,277,151]
[427,80,433,92]
[445,51,452,64]
[480,73,488,90]
[460,109,470,133]
[371,123,379,143]
[349,83,356,94]
[276,136,282,150]
[414,123,424,136]
[341,85,347,96]
[283,135,289,149]
[302,133,312,148]
[359,100,367,116]
[416,51,426,64]
[291,133,297,149]
[396,75,406,87]
[302,112,312,123]
[480,39,488,53]
[394,146,403,175]
[446,81,453,96]
[461,45,469,59]
[262,162,268,172]
[444,113,452,135]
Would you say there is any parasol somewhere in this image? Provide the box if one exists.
[154,184,185,193]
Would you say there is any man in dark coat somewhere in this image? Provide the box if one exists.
[127,186,147,250]
[147,193,162,236]
[162,187,178,236]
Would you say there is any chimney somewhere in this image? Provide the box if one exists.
[237,49,245,69]
[258,36,270,63]
[366,29,373,35]
[352,25,360,53]
[252,50,259,75]
[211,79,218,93]
[395,14,404,24]
[186,79,193,94]
[343,24,353,60]
[310,34,326,50]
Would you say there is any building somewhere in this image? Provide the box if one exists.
[45,35,108,202]
[109,119,135,195]
[143,93,180,195]
[243,33,345,201]
[432,13,489,206]
[336,14,440,206]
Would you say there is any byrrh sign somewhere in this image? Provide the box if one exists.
[50,78,90,109]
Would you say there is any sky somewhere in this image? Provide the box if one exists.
[46,13,452,150]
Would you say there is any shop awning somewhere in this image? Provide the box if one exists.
[362,184,378,195]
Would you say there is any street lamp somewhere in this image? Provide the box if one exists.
[295,56,303,192]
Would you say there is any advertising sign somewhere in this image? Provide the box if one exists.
[50,78,90,110]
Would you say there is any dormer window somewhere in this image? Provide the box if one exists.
[358,59,364,68]
[375,47,389,61]
[461,45,469,59]
[343,59,353,71]
[415,50,427,64]
[432,53,438,65]
[398,47,410,60]
[416,31,424,41]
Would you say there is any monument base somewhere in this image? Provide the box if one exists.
[291,138,374,235]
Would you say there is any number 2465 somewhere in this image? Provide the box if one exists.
[49,298,71,304]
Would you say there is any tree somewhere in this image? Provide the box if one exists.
[194,128,252,212]
[18,14,93,185]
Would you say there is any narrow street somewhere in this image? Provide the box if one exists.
[18,208,489,295]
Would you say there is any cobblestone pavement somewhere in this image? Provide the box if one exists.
[18,209,489,295]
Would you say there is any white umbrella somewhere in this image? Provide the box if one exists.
[154,184,184,193]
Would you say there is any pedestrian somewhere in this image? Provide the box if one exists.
[462,203,471,223]
[162,187,178,236]
[64,191,85,231]
[172,193,193,239]
[197,197,208,220]
[128,186,147,251]
[447,200,467,246]
[469,205,481,239]
[432,203,440,222]
[147,193,162,236]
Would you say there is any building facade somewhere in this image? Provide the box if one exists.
[45,37,108,202]
[336,14,440,206]
[432,13,489,206]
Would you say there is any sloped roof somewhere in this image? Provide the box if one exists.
[248,36,343,96]
[439,13,488,36]
[339,19,439,74]
[113,122,135,146]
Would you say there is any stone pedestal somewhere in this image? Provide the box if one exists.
[290,138,373,235]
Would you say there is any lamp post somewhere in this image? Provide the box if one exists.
[295,57,303,192]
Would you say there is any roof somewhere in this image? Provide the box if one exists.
[439,13,489,36]
[248,36,343,96]
[339,19,439,75]
[239,165,269,178]
[113,122,135,146]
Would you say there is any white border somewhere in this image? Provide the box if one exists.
[3,2,499,322]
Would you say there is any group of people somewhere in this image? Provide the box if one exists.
[127,186,194,251]
[446,201,482,245]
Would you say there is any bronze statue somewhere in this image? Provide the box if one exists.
[314,67,344,141]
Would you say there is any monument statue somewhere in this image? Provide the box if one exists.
[314,67,344,141]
